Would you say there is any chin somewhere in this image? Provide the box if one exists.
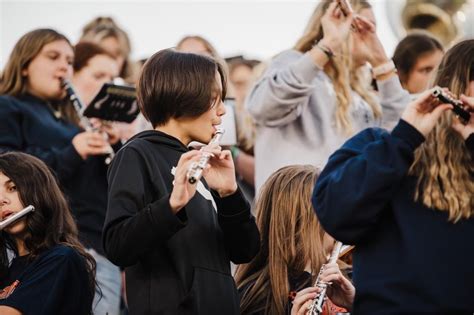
[5,222,26,236]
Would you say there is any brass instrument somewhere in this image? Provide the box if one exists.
[386,0,472,46]
[0,205,35,230]
[187,129,225,184]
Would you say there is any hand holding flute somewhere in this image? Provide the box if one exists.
[169,129,237,214]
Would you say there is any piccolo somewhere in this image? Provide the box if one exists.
[187,129,225,184]
[308,241,344,315]
[61,78,115,164]
[0,205,35,230]
[432,87,471,124]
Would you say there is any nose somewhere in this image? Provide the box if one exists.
[217,100,226,116]
[0,193,8,207]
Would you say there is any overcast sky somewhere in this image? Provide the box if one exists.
[0,0,422,68]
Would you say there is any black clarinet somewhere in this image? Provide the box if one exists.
[61,78,115,164]
[432,87,471,124]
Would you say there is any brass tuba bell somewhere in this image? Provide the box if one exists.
[387,0,473,46]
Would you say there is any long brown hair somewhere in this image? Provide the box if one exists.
[0,152,96,312]
[294,0,381,134]
[0,29,79,125]
[235,165,326,315]
[409,39,474,222]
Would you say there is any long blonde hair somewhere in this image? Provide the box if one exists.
[235,165,327,315]
[294,0,381,134]
[409,39,474,222]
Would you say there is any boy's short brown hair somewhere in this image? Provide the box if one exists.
[138,49,227,127]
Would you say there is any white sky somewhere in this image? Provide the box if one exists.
[1,0,407,68]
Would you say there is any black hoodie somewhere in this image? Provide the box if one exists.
[103,130,260,315]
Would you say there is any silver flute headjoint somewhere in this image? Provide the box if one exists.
[0,205,35,230]
[186,129,225,184]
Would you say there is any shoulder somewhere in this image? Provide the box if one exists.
[341,127,389,151]
[0,95,23,111]
[35,245,86,269]
[273,49,304,63]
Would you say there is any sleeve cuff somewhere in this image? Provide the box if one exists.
[214,188,250,217]
[149,194,187,239]
[391,119,425,151]
[289,52,323,84]
[466,133,474,151]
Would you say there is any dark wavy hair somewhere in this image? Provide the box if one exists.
[0,152,96,312]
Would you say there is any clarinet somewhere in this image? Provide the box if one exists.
[61,78,115,164]
[432,86,471,124]
[308,241,344,315]
[0,205,35,230]
[187,129,225,184]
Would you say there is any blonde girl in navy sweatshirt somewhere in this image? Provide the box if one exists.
[313,39,474,314]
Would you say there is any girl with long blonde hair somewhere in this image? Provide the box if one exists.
[313,39,474,313]
[235,165,354,315]
[246,0,410,192]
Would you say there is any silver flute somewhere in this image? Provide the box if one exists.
[187,128,225,184]
[60,78,115,164]
[0,205,35,230]
[308,241,344,315]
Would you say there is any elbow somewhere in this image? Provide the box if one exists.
[103,227,136,267]
[231,227,261,264]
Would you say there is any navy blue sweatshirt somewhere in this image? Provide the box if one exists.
[103,130,260,315]
[0,94,117,255]
[312,120,474,314]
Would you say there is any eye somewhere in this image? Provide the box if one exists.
[7,185,17,193]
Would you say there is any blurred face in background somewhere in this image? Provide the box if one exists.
[229,64,253,105]
[100,36,126,72]
[405,50,444,94]
[22,40,74,101]
[72,54,119,106]
[177,38,212,57]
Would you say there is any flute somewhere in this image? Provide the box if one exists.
[0,205,35,230]
[187,129,225,184]
[308,241,344,315]
[432,87,471,124]
[61,78,115,164]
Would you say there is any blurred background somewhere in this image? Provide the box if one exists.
[2,0,473,68]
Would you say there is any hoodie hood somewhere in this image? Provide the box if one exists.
[127,129,189,153]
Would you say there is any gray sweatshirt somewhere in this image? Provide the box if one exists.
[246,50,410,192]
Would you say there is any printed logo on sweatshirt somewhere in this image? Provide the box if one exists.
[171,167,217,211]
